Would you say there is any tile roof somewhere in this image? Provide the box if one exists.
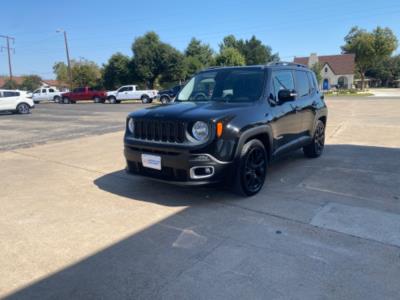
[293,54,355,75]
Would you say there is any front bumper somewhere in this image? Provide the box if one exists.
[124,144,233,186]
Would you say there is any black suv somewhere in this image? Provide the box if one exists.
[124,63,327,196]
[157,85,182,104]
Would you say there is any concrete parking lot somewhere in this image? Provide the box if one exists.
[1,97,400,299]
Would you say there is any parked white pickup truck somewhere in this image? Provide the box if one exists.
[32,87,63,103]
[106,85,158,104]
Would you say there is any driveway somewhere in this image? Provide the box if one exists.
[1,98,400,299]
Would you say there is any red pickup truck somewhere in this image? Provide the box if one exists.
[61,87,107,104]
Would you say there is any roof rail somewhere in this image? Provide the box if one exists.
[267,61,307,68]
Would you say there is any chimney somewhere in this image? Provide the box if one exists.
[308,53,319,67]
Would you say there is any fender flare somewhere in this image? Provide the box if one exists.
[234,125,274,161]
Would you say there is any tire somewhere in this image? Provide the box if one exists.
[53,96,61,103]
[141,95,150,104]
[303,120,325,158]
[16,103,31,114]
[109,96,117,104]
[160,96,170,104]
[34,100,39,104]
[62,97,70,104]
[233,139,268,196]
[93,96,101,103]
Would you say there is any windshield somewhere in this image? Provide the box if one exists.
[177,68,265,102]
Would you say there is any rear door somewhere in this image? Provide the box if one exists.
[0,91,19,110]
[294,70,316,138]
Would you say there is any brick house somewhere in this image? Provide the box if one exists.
[294,53,356,90]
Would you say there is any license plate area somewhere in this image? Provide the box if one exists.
[141,154,161,170]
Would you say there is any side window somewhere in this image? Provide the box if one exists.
[127,87,133,91]
[295,71,310,98]
[34,89,40,94]
[3,91,19,97]
[49,88,55,93]
[42,89,47,93]
[118,87,127,92]
[272,70,295,99]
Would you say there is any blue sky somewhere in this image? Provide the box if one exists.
[1,0,400,79]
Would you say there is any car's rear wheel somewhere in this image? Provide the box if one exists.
[62,97,70,104]
[109,96,117,104]
[141,95,151,104]
[16,103,31,114]
[53,96,61,103]
[234,139,267,196]
[160,96,170,104]
[303,120,325,158]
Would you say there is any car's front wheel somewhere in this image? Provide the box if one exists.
[16,103,31,114]
[303,120,325,158]
[234,139,268,196]
[93,96,101,103]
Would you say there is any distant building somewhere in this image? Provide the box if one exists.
[294,53,356,90]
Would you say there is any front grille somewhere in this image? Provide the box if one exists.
[134,119,186,143]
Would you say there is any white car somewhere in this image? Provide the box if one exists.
[106,85,158,104]
[32,87,63,103]
[0,89,35,114]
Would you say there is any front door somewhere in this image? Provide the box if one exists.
[323,78,329,90]
[269,70,303,153]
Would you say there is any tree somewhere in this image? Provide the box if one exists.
[19,75,42,91]
[310,62,323,85]
[53,62,69,83]
[215,47,245,66]
[342,26,398,89]
[219,35,279,65]
[71,59,102,88]
[1,79,18,89]
[366,55,400,86]
[132,32,186,88]
[53,59,101,88]
[102,53,132,90]
[184,38,214,76]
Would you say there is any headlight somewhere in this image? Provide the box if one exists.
[128,118,134,134]
[192,121,209,141]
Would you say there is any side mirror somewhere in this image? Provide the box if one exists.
[278,89,297,104]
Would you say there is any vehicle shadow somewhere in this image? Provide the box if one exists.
[5,144,400,299]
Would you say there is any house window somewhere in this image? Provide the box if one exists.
[325,67,328,73]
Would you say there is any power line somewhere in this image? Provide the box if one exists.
[0,35,15,80]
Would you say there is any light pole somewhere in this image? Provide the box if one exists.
[57,29,72,89]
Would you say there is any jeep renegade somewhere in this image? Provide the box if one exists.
[124,62,327,196]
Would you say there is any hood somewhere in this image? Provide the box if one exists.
[107,90,117,96]
[128,101,256,121]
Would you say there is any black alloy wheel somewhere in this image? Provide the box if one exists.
[235,139,267,196]
[303,120,325,158]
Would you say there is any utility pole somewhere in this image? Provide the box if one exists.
[0,35,15,81]
[57,29,72,88]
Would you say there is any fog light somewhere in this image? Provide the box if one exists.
[190,166,215,179]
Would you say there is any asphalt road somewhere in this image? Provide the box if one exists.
[0,102,150,151]
[1,96,400,299]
